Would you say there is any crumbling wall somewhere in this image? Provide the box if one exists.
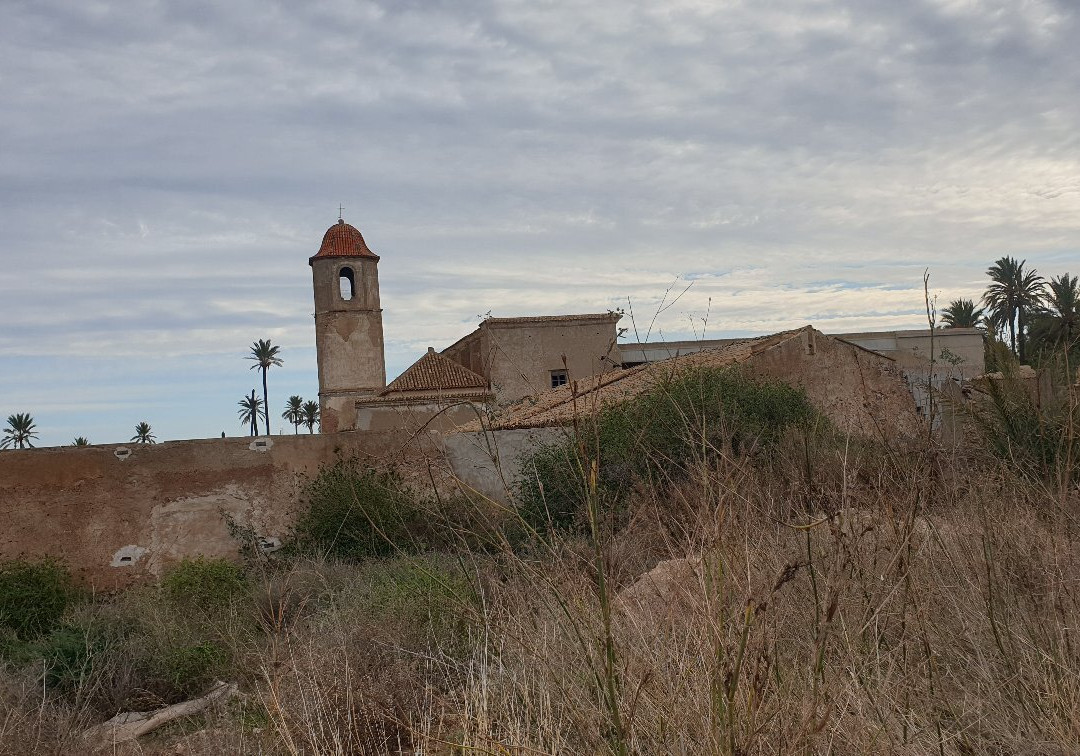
[0,431,439,588]
[746,330,923,441]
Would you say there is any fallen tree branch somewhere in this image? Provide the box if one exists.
[84,680,238,748]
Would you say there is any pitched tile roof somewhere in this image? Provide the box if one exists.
[309,219,379,264]
[381,348,488,395]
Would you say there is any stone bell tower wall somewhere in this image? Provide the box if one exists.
[311,255,386,433]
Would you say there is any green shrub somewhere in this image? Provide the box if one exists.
[29,621,112,694]
[341,556,477,650]
[161,557,249,609]
[516,366,822,535]
[369,559,473,630]
[293,460,423,558]
[151,640,229,698]
[970,363,1078,483]
[0,558,75,641]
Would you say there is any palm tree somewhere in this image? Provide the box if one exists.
[72,437,89,446]
[301,400,320,434]
[282,395,304,434]
[247,339,283,436]
[1029,273,1080,356]
[131,422,156,444]
[1,413,38,450]
[983,308,1009,344]
[238,390,263,437]
[941,298,984,329]
[983,256,1046,363]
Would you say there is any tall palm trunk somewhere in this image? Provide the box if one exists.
[1008,311,1017,357]
[261,368,270,436]
[1018,305,1031,365]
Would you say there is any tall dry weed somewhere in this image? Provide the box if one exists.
[4,388,1080,754]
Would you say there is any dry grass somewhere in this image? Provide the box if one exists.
[2,435,1079,754]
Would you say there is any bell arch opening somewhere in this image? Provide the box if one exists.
[339,267,355,301]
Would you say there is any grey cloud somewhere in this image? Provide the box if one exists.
[2,0,1079,444]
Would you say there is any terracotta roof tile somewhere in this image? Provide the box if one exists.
[382,349,488,395]
[309,219,379,264]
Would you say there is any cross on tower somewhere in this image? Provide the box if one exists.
[338,204,344,220]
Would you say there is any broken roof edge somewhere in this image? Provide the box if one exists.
[482,312,622,326]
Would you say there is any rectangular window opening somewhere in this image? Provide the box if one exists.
[550,369,568,389]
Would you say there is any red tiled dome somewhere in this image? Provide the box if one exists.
[309,219,380,264]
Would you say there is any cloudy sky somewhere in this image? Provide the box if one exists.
[2,0,1078,446]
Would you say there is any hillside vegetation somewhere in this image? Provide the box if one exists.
[2,367,1078,755]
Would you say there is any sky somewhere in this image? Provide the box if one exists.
[1,0,1078,447]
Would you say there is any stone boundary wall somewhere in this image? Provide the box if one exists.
[0,431,443,588]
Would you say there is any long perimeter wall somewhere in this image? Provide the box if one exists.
[0,432,443,588]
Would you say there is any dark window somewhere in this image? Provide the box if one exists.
[550,369,568,388]
[339,267,355,300]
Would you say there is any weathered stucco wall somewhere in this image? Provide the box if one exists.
[485,320,620,402]
[442,427,563,503]
[0,431,436,588]
[355,399,486,433]
[835,328,984,423]
[835,328,985,378]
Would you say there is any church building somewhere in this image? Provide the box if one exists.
[310,219,622,433]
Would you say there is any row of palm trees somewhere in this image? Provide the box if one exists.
[0,414,156,450]
[282,395,321,434]
[2,338,316,448]
[238,339,320,436]
[236,391,320,435]
[941,256,1079,364]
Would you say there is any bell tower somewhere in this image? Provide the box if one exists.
[309,218,387,433]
